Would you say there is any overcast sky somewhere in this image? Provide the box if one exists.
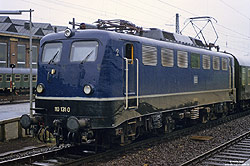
[1,0,250,56]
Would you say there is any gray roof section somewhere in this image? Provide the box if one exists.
[11,19,28,26]
[54,25,67,32]
[0,23,17,32]
[15,26,44,36]
[0,16,12,23]
[0,16,67,38]
[33,23,53,30]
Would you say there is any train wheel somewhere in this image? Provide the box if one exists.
[164,116,175,133]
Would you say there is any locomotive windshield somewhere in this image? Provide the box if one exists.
[42,43,62,63]
[70,41,98,63]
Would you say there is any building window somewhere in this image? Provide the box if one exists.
[191,53,200,69]
[161,48,174,67]
[0,43,7,67]
[222,58,228,71]
[213,56,220,70]
[242,68,246,86]
[32,46,38,68]
[177,51,188,68]
[17,44,26,68]
[202,55,210,70]
[142,45,157,66]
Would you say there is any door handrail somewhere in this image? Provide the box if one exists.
[124,58,139,110]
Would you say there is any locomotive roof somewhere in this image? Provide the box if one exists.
[42,29,233,60]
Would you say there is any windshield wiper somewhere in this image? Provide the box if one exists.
[48,51,59,64]
[80,50,94,64]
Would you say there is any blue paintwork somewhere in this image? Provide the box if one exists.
[37,29,233,99]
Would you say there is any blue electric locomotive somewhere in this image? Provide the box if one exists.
[20,20,237,145]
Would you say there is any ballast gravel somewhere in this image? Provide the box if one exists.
[90,114,250,166]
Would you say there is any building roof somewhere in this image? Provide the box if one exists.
[0,23,17,32]
[0,16,12,23]
[0,16,67,39]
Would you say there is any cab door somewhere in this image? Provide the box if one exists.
[124,43,139,109]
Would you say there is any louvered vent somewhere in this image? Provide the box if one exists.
[213,56,220,70]
[202,55,210,70]
[177,51,188,68]
[222,58,228,71]
[161,48,174,67]
[142,45,157,66]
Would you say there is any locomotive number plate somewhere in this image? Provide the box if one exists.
[54,106,71,113]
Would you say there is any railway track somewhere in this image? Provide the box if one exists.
[1,110,250,166]
[181,130,250,166]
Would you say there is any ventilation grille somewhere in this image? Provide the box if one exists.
[142,45,157,66]
[222,58,228,71]
[203,55,210,70]
[213,56,220,70]
[161,48,174,67]
[177,51,188,68]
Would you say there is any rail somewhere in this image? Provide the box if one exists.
[181,130,250,166]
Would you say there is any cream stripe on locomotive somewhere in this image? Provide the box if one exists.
[35,88,234,101]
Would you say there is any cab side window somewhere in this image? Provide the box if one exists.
[125,43,134,64]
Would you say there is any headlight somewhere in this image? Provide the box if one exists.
[36,83,45,93]
[83,85,93,95]
[64,28,73,38]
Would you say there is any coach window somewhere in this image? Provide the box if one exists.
[191,53,200,69]
[161,48,174,67]
[247,68,250,85]
[142,45,157,66]
[0,43,7,67]
[248,68,250,85]
[202,55,210,70]
[6,74,11,82]
[177,51,188,68]
[213,56,220,70]
[15,74,21,82]
[125,43,134,64]
[42,43,62,63]
[24,75,29,82]
[32,75,37,82]
[17,44,26,68]
[222,58,228,71]
[242,68,246,86]
[70,41,98,63]
[0,74,2,82]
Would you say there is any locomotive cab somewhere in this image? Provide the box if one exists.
[20,29,127,145]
